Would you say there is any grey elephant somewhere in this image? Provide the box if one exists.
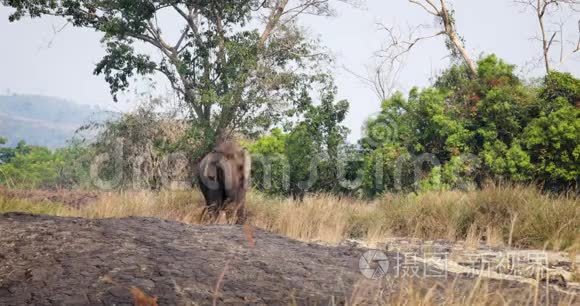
[196,140,251,224]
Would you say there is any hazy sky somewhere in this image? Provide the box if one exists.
[1,0,578,141]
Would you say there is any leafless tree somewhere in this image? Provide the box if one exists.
[557,19,580,66]
[515,0,580,73]
[379,0,478,78]
[258,0,360,32]
[343,57,405,101]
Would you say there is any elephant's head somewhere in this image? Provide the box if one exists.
[198,141,251,193]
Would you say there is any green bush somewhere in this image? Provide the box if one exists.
[523,106,579,187]
[359,55,579,195]
[0,139,92,189]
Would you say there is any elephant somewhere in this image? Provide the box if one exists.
[196,140,251,224]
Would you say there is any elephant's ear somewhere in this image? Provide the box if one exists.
[242,149,251,190]
[201,153,219,180]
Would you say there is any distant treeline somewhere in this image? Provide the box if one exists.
[0,95,115,148]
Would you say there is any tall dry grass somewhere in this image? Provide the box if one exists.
[250,185,579,250]
[1,184,578,250]
[344,276,578,306]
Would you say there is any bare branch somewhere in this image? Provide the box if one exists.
[283,0,333,16]
[575,18,580,51]
[174,25,190,51]
[398,0,478,77]
[281,0,333,25]
[515,0,580,73]
[557,19,580,65]
[343,57,404,101]
[145,20,175,53]
[409,0,439,15]
[38,21,70,50]
[547,31,558,49]
[172,4,198,35]
[211,4,227,66]
[377,23,445,65]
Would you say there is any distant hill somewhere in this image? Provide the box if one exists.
[0,95,116,148]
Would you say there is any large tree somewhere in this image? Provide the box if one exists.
[3,0,340,144]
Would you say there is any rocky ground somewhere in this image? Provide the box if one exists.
[0,213,578,305]
[0,188,99,208]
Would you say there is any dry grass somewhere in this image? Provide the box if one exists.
[342,276,578,306]
[0,184,578,250]
[63,191,205,224]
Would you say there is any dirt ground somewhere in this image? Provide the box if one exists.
[0,213,577,305]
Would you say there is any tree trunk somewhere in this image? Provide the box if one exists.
[440,0,478,78]
[260,0,289,47]
[448,30,478,77]
[538,12,551,73]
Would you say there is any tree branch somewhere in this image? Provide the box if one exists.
[172,4,197,34]
[174,25,190,51]
[409,0,439,16]
[515,0,579,73]
[260,0,290,47]
[378,24,445,64]
[211,4,227,67]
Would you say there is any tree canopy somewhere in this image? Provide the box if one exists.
[3,0,338,144]
[359,55,579,196]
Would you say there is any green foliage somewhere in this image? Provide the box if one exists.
[0,139,93,189]
[476,55,519,89]
[481,141,533,182]
[360,55,580,194]
[0,143,59,188]
[247,85,351,197]
[246,128,289,196]
[440,155,480,191]
[540,71,580,105]
[3,0,330,145]
[523,106,580,186]
[246,128,286,155]
[0,140,30,164]
[288,86,350,196]
[0,137,9,164]
[285,123,318,197]
[54,143,94,188]
[361,144,414,197]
